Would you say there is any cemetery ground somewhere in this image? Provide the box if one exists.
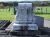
[0,6,50,37]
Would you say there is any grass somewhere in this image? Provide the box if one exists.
[36,14,50,20]
[0,7,15,21]
[35,6,50,20]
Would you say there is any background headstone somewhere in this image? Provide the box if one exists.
[34,16,44,28]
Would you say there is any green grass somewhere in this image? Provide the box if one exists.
[36,14,50,20]
[35,6,50,20]
[0,7,15,21]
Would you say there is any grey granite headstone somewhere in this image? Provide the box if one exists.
[5,3,38,31]
[15,3,38,30]
[34,16,44,28]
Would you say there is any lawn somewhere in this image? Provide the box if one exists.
[36,14,50,20]
[0,7,15,22]
[34,6,50,20]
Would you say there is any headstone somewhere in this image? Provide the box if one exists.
[15,3,38,30]
[5,3,44,31]
[34,16,44,28]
